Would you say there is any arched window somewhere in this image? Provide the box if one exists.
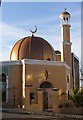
[47,58,51,61]
[40,81,53,88]
[0,73,7,102]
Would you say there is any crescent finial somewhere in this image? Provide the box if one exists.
[64,8,67,11]
[30,26,37,36]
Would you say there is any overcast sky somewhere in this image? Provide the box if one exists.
[0,2,81,63]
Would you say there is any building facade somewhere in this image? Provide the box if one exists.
[0,10,79,111]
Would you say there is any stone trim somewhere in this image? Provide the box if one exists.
[0,59,70,70]
[60,24,71,28]
[0,60,22,66]
[52,88,59,91]
[62,41,72,45]
[21,59,70,70]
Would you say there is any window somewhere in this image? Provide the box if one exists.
[30,93,34,104]
[47,58,51,61]
[30,93,34,100]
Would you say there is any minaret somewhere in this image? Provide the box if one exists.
[60,9,73,91]
[60,9,72,66]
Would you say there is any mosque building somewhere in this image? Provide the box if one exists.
[0,9,79,111]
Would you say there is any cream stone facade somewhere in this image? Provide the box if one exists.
[0,9,79,111]
[0,59,70,111]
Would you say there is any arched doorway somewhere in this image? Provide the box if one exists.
[0,73,7,102]
[40,81,53,110]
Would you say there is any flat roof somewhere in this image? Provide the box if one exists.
[0,59,70,70]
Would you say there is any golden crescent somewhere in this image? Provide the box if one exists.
[30,26,37,33]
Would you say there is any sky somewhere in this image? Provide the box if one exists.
[81,2,83,67]
[0,2,81,63]
[2,0,82,2]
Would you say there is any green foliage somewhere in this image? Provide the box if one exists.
[59,88,83,108]
[68,88,83,108]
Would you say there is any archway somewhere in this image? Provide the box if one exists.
[40,81,53,88]
[40,81,54,110]
[0,73,7,102]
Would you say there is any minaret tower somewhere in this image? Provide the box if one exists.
[60,9,72,66]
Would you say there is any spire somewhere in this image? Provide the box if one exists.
[64,8,67,11]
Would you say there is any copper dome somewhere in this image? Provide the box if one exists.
[60,9,71,18]
[10,36,56,61]
[60,11,70,16]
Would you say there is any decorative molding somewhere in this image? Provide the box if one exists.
[52,88,59,91]
[25,84,32,87]
[37,88,43,91]
[21,59,70,69]
[45,70,49,80]
[60,24,71,27]
[62,42,72,45]
[0,60,22,66]
[0,59,70,70]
